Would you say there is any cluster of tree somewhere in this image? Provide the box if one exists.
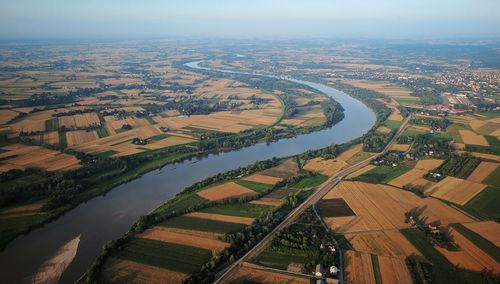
[280,94,298,119]
[363,132,394,153]
[410,117,450,130]
[427,153,481,181]
[405,209,459,251]
[408,133,453,158]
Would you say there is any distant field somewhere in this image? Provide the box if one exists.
[289,174,328,188]
[354,165,410,184]
[201,203,273,218]
[159,215,246,234]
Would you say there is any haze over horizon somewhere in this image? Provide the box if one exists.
[1,0,499,39]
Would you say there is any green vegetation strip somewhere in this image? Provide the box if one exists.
[159,215,245,234]
[96,127,109,138]
[254,247,317,270]
[96,150,119,158]
[113,238,211,274]
[154,192,207,215]
[451,223,500,262]
[371,254,383,284]
[482,167,500,186]
[234,179,272,194]
[201,203,273,218]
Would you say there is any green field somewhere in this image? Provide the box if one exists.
[201,203,273,218]
[145,116,157,125]
[150,134,170,141]
[112,238,211,274]
[0,214,48,250]
[385,120,402,130]
[346,151,372,165]
[58,131,67,148]
[451,223,500,262]
[371,255,383,284]
[289,174,328,188]
[96,150,120,158]
[154,192,207,215]
[355,165,410,184]
[400,128,425,137]
[235,179,273,194]
[464,187,500,220]
[253,247,317,270]
[159,215,245,234]
[96,127,109,138]
[45,118,59,131]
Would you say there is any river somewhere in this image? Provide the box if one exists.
[0,61,375,283]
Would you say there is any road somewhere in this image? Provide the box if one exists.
[214,115,411,284]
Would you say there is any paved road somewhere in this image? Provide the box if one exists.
[214,115,411,284]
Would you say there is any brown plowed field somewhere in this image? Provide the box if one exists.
[463,221,500,247]
[260,159,299,178]
[466,162,498,183]
[0,144,80,172]
[344,230,422,259]
[196,182,256,201]
[102,257,188,284]
[388,169,427,188]
[227,263,310,284]
[378,256,413,284]
[344,250,376,284]
[459,130,489,146]
[139,226,229,251]
[66,130,98,146]
[414,159,444,170]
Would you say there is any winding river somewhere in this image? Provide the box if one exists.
[0,61,375,283]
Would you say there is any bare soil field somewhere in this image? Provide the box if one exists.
[0,144,80,172]
[242,174,282,185]
[414,159,444,170]
[344,230,422,259]
[466,162,499,183]
[250,188,298,207]
[196,182,257,201]
[227,263,310,284]
[436,226,500,272]
[408,178,436,191]
[377,126,392,134]
[388,169,427,188]
[459,130,489,146]
[377,255,413,284]
[323,181,473,233]
[0,201,45,219]
[186,211,254,225]
[0,109,19,124]
[304,157,346,176]
[338,79,413,100]
[139,227,229,251]
[425,176,487,205]
[466,152,500,162]
[344,250,376,284]
[102,257,188,284]
[260,159,299,178]
[463,221,500,247]
[58,113,100,129]
[319,198,355,217]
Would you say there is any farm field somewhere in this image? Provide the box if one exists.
[425,176,487,205]
[226,263,311,284]
[0,144,80,172]
[303,144,365,176]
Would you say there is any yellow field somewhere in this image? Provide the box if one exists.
[323,181,473,233]
[390,144,410,152]
[344,250,376,284]
[186,211,254,225]
[346,165,376,179]
[139,226,229,251]
[103,257,188,284]
[388,169,427,188]
[377,126,392,134]
[0,144,80,172]
[345,230,422,259]
[196,182,256,201]
[58,113,100,129]
[227,263,311,284]
[338,79,414,100]
[463,221,500,247]
[425,176,487,205]
[66,130,98,146]
[458,130,489,146]
[304,144,363,176]
[414,159,444,170]
[0,109,19,124]
[242,174,282,185]
[378,256,413,284]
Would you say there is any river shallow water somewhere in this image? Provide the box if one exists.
[0,61,375,283]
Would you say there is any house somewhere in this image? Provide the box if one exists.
[315,264,325,278]
[329,266,339,275]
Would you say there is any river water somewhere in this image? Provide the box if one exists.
[0,61,375,283]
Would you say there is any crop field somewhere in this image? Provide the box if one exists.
[58,113,100,129]
[387,168,428,188]
[289,174,328,188]
[111,238,212,275]
[390,143,410,152]
[260,159,299,179]
[338,79,413,100]
[344,230,422,259]
[344,250,376,284]
[102,257,189,284]
[65,130,99,146]
[0,109,19,124]
[414,159,444,170]
[459,130,489,146]
[319,198,355,217]
[354,165,411,184]
[159,215,246,234]
[466,161,499,183]
[0,144,80,172]
[196,181,257,201]
[243,173,282,185]
[425,176,487,205]
[323,181,473,234]
[452,224,500,263]
[201,203,273,218]
[227,263,311,284]
[346,164,376,179]
[463,221,500,247]
[185,211,254,225]
[138,226,229,251]
[303,144,364,176]
[377,255,413,284]
[250,188,298,207]
[376,126,392,134]
[464,186,500,219]
[234,180,273,194]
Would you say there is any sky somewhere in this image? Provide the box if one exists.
[0,0,499,39]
